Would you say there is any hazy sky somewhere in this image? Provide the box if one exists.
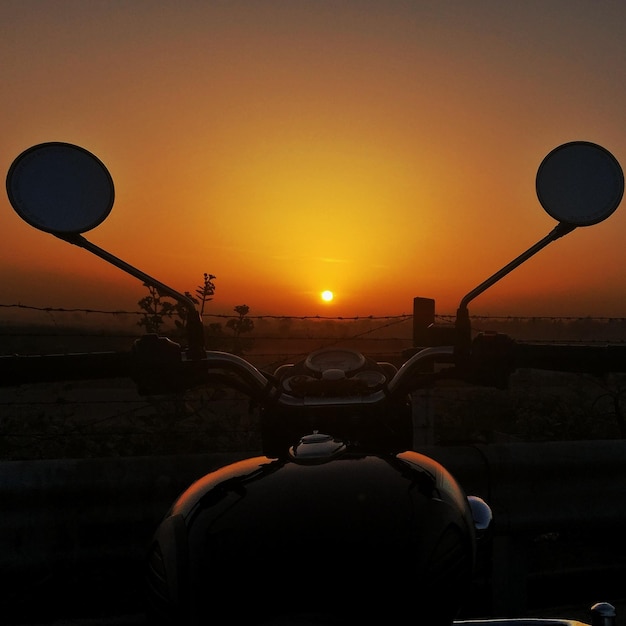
[2,1,626,318]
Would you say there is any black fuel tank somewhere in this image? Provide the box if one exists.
[147,444,476,626]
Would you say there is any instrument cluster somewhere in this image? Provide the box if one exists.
[275,347,396,397]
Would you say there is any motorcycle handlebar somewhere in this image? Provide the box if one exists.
[1,332,625,397]
[514,341,626,374]
[464,332,626,389]
[0,351,133,386]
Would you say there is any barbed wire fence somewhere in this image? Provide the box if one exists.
[3,302,626,459]
[3,301,626,367]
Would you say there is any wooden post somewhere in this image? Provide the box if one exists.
[412,297,435,346]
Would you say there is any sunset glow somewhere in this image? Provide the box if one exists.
[2,3,626,319]
[321,291,334,303]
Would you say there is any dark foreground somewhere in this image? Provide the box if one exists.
[11,605,626,626]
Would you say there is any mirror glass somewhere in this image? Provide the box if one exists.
[6,142,114,234]
[536,141,624,226]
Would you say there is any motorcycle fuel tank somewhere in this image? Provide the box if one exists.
[147,439,477,626]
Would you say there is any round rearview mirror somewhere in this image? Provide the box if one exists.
[6,142,114,234]
[536,141,624,226]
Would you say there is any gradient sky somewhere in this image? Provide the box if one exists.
[2,1,626,319]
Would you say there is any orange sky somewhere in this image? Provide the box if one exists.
[2,2,626,319]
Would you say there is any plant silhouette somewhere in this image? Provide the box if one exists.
[226,304,255,355]
[137,273,216,339]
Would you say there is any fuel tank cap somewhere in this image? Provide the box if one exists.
[289,431,346,461]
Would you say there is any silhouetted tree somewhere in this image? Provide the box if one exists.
[138,273,216,339]
[137,284,176,334]
[196,273,216,317]
[226,304,255,355]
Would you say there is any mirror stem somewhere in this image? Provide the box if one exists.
[57,233,206,359]
[454,222,577,361]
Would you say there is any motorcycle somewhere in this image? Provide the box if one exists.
[3,139,626,626]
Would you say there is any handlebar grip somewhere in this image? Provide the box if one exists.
[0,352,132,386]
[467,333,626,389]
[513,341,626,374]
[0,339,273,398]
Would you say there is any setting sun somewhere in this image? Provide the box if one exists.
[2,3,626,320]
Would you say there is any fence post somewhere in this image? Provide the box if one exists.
[412,297,435,347]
